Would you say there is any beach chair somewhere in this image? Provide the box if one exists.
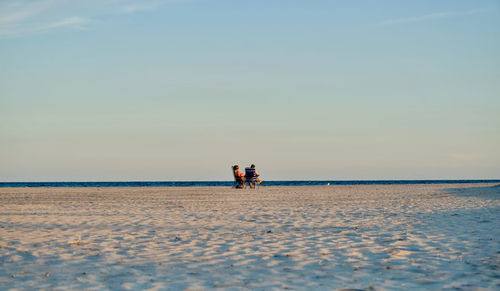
[232,167,245,189]
[245,167,258,188]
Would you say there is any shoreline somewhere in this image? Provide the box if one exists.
[1,179,499,188]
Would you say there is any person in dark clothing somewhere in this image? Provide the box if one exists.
[245,164,261,189]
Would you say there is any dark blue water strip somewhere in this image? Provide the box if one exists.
[0,180,499,188]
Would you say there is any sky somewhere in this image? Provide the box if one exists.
[1,0,499,181]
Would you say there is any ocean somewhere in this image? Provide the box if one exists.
[1,180,499,187]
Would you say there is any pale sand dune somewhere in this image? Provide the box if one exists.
[0,184,499,290]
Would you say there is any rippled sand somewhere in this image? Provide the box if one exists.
[0,184,499,290]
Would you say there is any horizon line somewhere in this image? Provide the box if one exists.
[1,179,499,184]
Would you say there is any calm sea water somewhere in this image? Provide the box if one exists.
[1,180,499,188]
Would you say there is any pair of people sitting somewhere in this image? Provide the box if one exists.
[233,164,261,189]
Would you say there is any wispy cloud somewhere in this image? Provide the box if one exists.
[379,9,485,26]
[0,0,176,37]
[0,0,84,36]
[0,0,53,24]
[119,1,167,14]
[37,16,90,31]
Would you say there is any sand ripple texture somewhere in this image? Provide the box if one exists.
[0,184,499,290]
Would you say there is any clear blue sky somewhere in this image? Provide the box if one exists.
[1,0,499,181]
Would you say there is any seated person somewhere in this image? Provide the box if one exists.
[232,165,245,188]
[244,164,261,189]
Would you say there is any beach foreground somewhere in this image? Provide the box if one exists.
[1,184,499,290]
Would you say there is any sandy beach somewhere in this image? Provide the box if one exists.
[0,184,499,290]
